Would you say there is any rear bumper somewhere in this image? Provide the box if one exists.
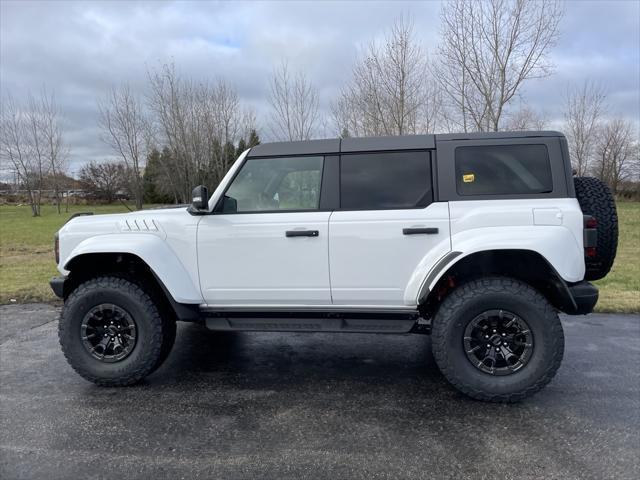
[567,281,599,315]
[50,276,67,299]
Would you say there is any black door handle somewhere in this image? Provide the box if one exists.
[286,230,319,237]
[403,227,439,235]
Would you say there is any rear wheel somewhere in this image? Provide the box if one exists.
[431,277,564,402]
[59,276,173,386]
[574,176,618,280]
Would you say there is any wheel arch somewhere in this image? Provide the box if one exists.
[63,252,201,322]
[61,234,203,305]
[418,249,577,316]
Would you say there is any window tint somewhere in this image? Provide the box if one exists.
[340,152,432,210]
[225,156,323,212]
[455,145,553,196]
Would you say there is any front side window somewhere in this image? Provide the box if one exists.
[340,152,432,210]
[224,156,323,212]
[455,144,553,196]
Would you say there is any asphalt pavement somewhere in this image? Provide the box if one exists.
[1,304,638,480]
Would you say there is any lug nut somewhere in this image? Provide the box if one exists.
[502,333,506,336]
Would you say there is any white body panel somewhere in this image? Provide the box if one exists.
[198,212,332,305]
[417,198,585,296]
[58,208,203,304]
[328,203,451,306]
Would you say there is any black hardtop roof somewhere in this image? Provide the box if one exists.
[246,131,564,157]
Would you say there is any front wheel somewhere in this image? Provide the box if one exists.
[431,277,564,402]
[58,276,171,386]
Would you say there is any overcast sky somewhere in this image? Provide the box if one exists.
[1,0,639,174]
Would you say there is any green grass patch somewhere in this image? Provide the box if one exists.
[593,201,640,313]
[0,203,142,304]
[1,201,638,312]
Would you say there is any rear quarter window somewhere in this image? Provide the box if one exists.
[455,144,553,196]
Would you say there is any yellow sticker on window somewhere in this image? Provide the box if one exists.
[462,173,475,183]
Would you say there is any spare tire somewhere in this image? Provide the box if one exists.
[573,176,618,281]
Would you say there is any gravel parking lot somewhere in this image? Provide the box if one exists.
[1,304,639,480]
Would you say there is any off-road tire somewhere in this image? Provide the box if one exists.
[58,276,168,386]
[431,277,564,402]
[574,176,618,281]
[105,273,176,374]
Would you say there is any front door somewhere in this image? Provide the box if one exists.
[198,155,331,306]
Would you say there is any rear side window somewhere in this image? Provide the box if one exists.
[455,144,553,196]
[340,152,432,210]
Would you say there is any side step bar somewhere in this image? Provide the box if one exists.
[200,308,420,334]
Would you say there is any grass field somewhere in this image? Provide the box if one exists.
[593,201,640,312]
[1,201,638,312]
[0,203,143,304]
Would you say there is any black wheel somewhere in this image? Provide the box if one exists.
[431,277,564,402]
[574,176,618,280]
[59,276,171,386]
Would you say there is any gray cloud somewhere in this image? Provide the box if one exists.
[1,0,638,173]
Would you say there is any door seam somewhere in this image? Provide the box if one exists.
[327,211,334,304]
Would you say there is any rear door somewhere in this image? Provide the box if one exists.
[198,155,332,306]
[328,151,451,306]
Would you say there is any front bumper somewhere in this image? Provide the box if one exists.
[50,276,67,299]
[567,281,599,315]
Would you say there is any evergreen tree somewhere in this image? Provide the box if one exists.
[236,138,247,157]
[143,148,174,204]
[248,129,260,147]
[223,141,237,172]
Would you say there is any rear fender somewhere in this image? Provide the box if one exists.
[409,226,585,305]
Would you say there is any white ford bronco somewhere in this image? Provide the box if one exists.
[52,131,618,402]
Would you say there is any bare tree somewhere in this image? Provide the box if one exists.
[504,105,548,131]
[78,160,126,203]
[564,81,607,176]
[438,0,562,132]
[593,118,639,193]
[268,61,319,141]
[98,84,148,209]
[24,94,48,214]
[25,89,69,213]
[332,17,440,137]
[0,94,47,216]
[147,63,255,202]
[148,65,205,201]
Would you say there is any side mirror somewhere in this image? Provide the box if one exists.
[190,185,208,211]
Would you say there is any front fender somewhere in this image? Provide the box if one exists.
[63,234,203,304]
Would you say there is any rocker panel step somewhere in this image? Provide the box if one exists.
[205,317,417,333]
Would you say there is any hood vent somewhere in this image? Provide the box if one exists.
[121,218,160,232]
